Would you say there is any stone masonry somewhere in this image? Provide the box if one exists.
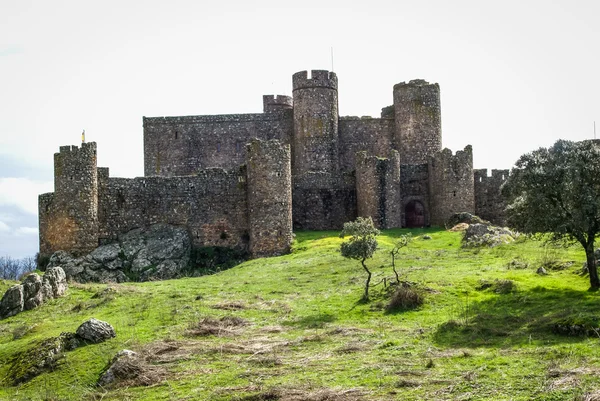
[39,69,507,259]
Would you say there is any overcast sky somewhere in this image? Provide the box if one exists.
[1,0,599,258]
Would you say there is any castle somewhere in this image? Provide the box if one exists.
[38,70,507,259]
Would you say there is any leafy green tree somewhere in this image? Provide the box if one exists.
[502,139,600,289]
[340,217,380,300]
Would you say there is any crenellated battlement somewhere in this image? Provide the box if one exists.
[263,95,293,113]
[292,70,338,91]
[40,68,511,265]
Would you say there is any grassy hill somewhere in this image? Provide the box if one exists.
[1,228,599,400]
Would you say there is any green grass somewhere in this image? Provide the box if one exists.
[1,228,599,400]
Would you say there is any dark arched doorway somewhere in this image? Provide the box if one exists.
[405,200,425,228]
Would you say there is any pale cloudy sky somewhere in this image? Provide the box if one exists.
[1,0,599,258]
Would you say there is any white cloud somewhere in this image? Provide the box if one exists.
[0,221,9,232]
[0,178,52,215]
[14,226,38,236]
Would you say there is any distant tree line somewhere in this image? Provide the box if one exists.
[0,256,36,281]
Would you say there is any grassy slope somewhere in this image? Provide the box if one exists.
[0,228,599,400]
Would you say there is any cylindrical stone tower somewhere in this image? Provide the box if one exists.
[42,142,99,255]
[291,70,339,184]
[393,79,442,165]
[246,139,293,257]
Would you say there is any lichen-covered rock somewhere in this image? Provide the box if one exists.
[0,267,68,320]
[47,223,191,283]
[462,223,515,248]
[22,273,45,310]
[42,266,68,298]
[7,332,81,384]
[97,350,139,387]
[0,284,24,319]
[446,212,487,228]
[76,318,116,343]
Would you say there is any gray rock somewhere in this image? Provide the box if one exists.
[0,267,68,319]
[97,349,138,387]
[537,267,548,275]
[76,318,116,343]
[42,266,68,298]
[0,285,24,319]
[46,223,192,283]
[22,274,45,310]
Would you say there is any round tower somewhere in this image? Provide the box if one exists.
[246,139,293,257]
[393,79,442,165]
[292,70,339,184]
[48,142,99,255]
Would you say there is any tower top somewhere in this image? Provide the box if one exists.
[292,70,338,91]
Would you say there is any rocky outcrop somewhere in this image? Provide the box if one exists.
[462,223,516,248]
[7,318,115,385]
[76,318,116,343]
[46,224,192,283]
[0,267,67,319]
[97,350,139,387]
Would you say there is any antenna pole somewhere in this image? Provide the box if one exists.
[331,47,334,72]
[595,121,596,140]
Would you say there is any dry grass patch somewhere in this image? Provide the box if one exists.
[233,387,366,401]
[211,301,248,310]
[187,316,248,337]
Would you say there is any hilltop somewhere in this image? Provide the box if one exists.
[1,229,600,400]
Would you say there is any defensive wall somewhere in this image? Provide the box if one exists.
[40,69,509,259]
[39,139,293,258]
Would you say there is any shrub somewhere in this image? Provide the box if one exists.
[385,286,424,313]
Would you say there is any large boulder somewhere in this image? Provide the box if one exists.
[76,318,116,343]
[97,350,139,387]
[462,223,515,248]
[47,223,191,283]
[0,267,68,319]
[0,285,24,319]
[446,212,487,228]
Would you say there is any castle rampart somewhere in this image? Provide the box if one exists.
[356,151,401,229]
[393,80,442,165]
[428,146,475,226]
[474,169,509,225]
[41,69,509,262]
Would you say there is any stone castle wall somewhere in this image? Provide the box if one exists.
[474,169,509,225]
[40,139,292,258]
[428,146,475,226]
[393,80,442,165]
[143,112,293,177]
[39,143,99,256]
[40,69,509,260]
[356,151,401,229]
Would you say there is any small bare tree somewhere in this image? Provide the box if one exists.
[390,234,412,284]
[340,217,380,301]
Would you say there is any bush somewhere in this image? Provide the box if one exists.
[385,286,424,313]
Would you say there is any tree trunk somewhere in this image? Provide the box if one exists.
[361,259,371,300]
[585,241,600,290]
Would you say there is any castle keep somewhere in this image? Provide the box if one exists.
[39,70,506,258]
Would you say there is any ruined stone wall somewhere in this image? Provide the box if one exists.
[246,139,293,257]
[97,168,249,249]
[428,146,475,226]
[338,117,395,172]
[474,169,509,225]
[355,151,401,229]
[39,143,99,256]
[393,80,442,165]
[143,111,293,177]
[400,164,430,227]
